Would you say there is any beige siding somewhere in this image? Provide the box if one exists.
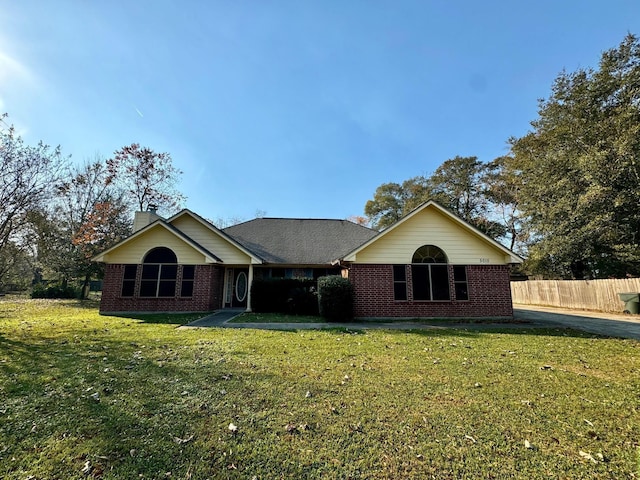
[170,215,252,264]
[102,226,207,264]
[354,207,508,265]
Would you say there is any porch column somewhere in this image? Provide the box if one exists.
[246,264,253,312]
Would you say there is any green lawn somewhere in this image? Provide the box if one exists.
[1,298,639,479]
[229,313,323,323]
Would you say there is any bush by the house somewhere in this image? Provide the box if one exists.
[31,283,79,299]
[251,278,318,315]
[317,275,354,321]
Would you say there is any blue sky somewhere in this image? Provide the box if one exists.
[2,1,639,222]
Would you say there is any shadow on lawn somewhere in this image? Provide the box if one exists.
[267,323,610,340]
[108,312,211,325]
[0,332,273,478]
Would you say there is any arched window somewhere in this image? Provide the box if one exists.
[144,247,177,264]
[411,245,450,300]
[412,245,448,264]
[139,247,178,297]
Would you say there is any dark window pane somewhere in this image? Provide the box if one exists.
[121,281,135,297]
[393,265,405,281]
[182,265,195,280]
[141,264,159,280]
[453,266,467,282]
[158,281,176,297]
[124,264,138,279]
[181,281,194,297]
[271,268,285,278]
[139,280,157,297]
[144,247,177,263]
[455,283,469,301]
[160,264,177,280]
[412,265,430,300]
[394,282,407,301]
[431,265,450,300]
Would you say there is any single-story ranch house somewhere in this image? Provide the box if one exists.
[93,201,523,318]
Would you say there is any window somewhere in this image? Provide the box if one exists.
[411,245,450,301]
[412,245,448,264]
[139,247,178,298]
[393,265,407,301]
[181,265,195,297]
[411,264,450,301]
[453,266,469,301]
[121,264,137,297]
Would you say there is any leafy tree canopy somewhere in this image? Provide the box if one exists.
[509,34,640,278]
[364,156,514,244]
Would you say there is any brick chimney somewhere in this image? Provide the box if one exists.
[133,204,161,232]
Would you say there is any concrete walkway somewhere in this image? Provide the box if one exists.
[181,309,244,327]
[182,305,640,340]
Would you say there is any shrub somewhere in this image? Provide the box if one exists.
[251,278,318,315]
[317,275,354,321]
[31,283,79,299]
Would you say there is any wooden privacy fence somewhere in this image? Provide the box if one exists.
[510,279,640,312]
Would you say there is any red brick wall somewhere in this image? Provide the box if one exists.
[100,264,224,313]
[349,264,513,318]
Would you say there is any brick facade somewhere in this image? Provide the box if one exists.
[100,264,225,313]
[349,264,514,318]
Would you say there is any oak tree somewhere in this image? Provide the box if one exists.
[509,34,640,278]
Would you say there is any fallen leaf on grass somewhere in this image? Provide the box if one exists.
[173,434,194,445]
[285,423,298,433]
[81,460,92,474]
[579,450,598,463]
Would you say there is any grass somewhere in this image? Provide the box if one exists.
[231,312,531,324]
[229,313,323,323]
[1,298,639,479]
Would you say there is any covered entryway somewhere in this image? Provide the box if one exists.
[224,267,249,309]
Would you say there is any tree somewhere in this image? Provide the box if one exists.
[106,143,186,214]
[0,114,68,288]
[58,160,130,291]
[509,34,640,278]
[364,156,506,240]
[426,156,505,238]
[72,200,131,295]
[364,177,430,230]
[24,159,131,295]
[482,156,526,252]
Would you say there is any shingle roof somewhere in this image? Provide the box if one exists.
[223,218,378,265]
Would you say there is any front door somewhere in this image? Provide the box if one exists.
[224,268,249,308]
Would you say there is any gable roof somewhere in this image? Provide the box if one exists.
[342,200,524,264]
[167,209,263,264]
[223,218,378,265]
[91,219,223,263]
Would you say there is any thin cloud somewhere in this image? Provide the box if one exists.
[0,49,34,85]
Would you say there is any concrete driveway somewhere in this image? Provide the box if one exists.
[514,304,640,340]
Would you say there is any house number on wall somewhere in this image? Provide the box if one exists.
[479,258,490,263]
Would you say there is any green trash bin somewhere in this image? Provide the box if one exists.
[618,293,640,314]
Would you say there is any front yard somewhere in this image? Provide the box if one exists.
[0,298,639,478]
